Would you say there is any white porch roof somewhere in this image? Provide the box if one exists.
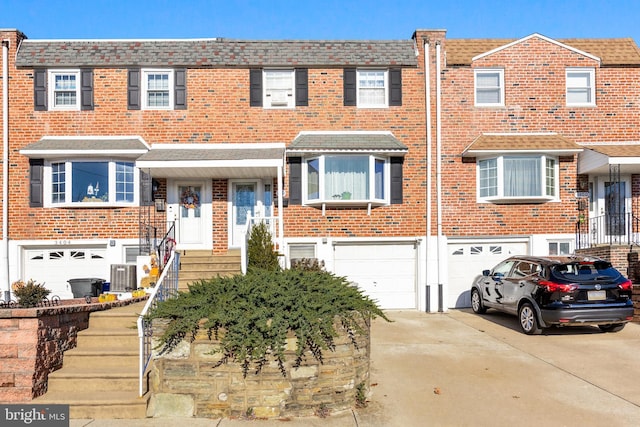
[135,143,286,178]
[578,143,640,174]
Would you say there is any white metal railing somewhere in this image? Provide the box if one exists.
[136,250,180,396]
[240,213,282,274]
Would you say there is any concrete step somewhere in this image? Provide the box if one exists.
[61,349,138,369]
[46,366,139,393]
[76,329,139,349]
[88,310,141,329]
[35,390,148,419]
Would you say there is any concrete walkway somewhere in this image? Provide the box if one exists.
[71,310,640,427]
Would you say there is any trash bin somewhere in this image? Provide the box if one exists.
[102,282,110,292]
[68,278,105,298]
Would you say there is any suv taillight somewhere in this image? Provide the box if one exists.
[618,280,633,291]
[539,280,578,293]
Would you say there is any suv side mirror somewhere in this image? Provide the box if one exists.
[482,269,491,276]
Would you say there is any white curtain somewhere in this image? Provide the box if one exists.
[504,157,540,197]
[324,156,368,200]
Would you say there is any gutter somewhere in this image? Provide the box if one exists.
[435,42,445,312]
[424,38,432,312]
[2,39,9,301]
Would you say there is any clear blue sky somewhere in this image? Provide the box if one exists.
[2,0,640,42]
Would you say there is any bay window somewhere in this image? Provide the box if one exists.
[49,160,136,205]
[478,155,558,202]
[305,155,388,203]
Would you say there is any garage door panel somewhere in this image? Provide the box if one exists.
[23,247,109,300]
[447,242,528,309]
[334,243,417,310]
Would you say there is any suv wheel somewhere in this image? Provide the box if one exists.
[518,302,542,335]
[598,323,625,333]
[471,288,486,314]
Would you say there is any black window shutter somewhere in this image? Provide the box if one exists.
[140,170,153,206]
[249,69,263,107]
[174,68,187,110]
[295,68,308,106]
[288,157,302,205]
[389,68,402,106]
[80,68,94,110]
[29,159,44,207]
[390,157,404,204]
[127,69,141,110]
[34,69,47,111]
[343,68,357,106]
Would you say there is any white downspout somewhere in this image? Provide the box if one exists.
[424,39,432,312]
[2,39,9,301]
[277,164,284,263]
[435,41,445,311]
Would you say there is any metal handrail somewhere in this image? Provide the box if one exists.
[136,250,180,396]
[576,213,640,248]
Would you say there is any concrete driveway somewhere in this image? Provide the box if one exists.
[356,309,640,427]
[71,310,640,427]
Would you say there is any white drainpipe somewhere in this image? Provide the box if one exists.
[435,41,445,311]
[2,39,9,301]
[424,38,433,311]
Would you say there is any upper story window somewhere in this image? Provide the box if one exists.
[143,69,173,109]
[34,69,94,111]
[343,68,402,108]
[49,70,80,110]
[250,68,308,108]
[474,69,504,107]
[357,70,388,107]
[304,155,388,204]
[47,160,136,206]
[478,155,558,202]
[127,68,186,111]
[566,68,595,106]
[264,70,295,108]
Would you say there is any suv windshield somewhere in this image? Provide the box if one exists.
[551,261,620,281]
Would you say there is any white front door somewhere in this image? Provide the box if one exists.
[231,181,258,247]
[593,176,631,242]
[169,182,210,249]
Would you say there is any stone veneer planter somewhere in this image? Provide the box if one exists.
[0,298,146,402]
[147,318,371,419]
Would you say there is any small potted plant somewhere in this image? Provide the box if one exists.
[12,279,51,308]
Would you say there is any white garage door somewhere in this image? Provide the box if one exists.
[334,242,417,310]
[23,247,109,299]
[447,241,528,308]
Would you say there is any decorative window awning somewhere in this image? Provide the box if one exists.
[287,131,408,155]
[462,133,583,157]
[20,136,149,159]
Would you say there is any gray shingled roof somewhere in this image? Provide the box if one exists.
[16,39,418,68]
[288,132,408,152]
[136,146,285,162]
[21,137,148,151]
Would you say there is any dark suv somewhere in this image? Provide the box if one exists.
[470,255,634,334]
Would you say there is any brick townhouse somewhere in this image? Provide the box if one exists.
[1,28,640,312]
[413,30,640,308]
[0,28,428,310]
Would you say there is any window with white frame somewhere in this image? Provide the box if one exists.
[48,70,80,110]
[358,70,388,107]
[264,70,295,108]
[474,69,504,107]
[142,69,173,109]
[566,68,595,106]
[548,241,571,255]
[48,160,136,206]
[304,155,387,203]
[478,155,558,201]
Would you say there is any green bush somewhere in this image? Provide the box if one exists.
[146,269,389,377]
[12,279,51,307]
[247,221,281,272]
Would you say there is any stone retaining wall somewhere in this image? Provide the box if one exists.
[147,319,371,419]
[0,298,144,402]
